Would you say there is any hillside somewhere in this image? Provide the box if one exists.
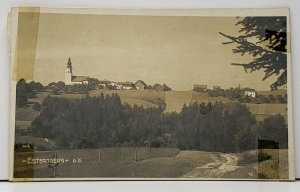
[164,90,287,121]
[257,89,287,96]
[245,103,288,121]
[15,89,288,134]
[89,89,166,108]
[164,91,193,112]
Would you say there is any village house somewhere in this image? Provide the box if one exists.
[65,57,90,85]
[116,82,135,90]
[97,80,111,89]
[194,84,208,92]
[243,88,256,98]
[213,86,221,90]
[135,80,147,90]
[108,82,122,89]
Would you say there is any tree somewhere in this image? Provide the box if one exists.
[259,115,288,149]
[16,79,28,107]
[220,17,287,90]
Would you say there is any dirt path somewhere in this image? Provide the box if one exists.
[183,153,240,178]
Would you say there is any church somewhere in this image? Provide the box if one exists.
[65,57,90,85]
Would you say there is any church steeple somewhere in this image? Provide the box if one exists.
[65,57,73,85]
[67,57,72,67]
[66,57,72,73]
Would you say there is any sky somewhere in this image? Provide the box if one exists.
[31,13,277,91]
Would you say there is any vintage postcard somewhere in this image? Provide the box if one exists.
[8,7,294,181]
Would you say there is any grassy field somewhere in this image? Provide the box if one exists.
[53,89,166,108]
[89,89,166,108]
[164,91,287,122]
[14,147,180,178]
[245,103,288,121]
[13,148,288,179]
[164,91,193,112]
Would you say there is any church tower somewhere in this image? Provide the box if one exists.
[65,57,73,85]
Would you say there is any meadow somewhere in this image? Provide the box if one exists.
[13,148,288,179]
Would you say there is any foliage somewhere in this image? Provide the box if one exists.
[152,83,172,91]
[32,102,42,111]
[16,79,44,107]
[31,94,288,152]
[259,115,288,149]
[207,87,286,104]
[220,17,287,90]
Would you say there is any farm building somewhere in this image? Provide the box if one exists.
[194,84,208,92]
[243,88,256,98]
[71,76,89,85]
[116,82,135,90]
[65,57,90,85]
[108,82,122,89]
[135,80,147,90]
[213,86,221,90]
[97,80,111,88]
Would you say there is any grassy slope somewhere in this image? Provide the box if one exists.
[90,89,166,108]
[164,91,193,112]
[165,91,287,121]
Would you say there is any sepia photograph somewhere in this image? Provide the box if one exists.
[9,8,294,181]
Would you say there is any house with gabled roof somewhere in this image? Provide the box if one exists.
[116,81,135,90]
[194,84,207,92]
[135,80,147,90]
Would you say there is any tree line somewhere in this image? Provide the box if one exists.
[48,80,172,95]
[16,79,44,107]
[29,94,288,152]
[207,88,287,104]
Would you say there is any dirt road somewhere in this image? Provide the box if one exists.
[183,153,240,178]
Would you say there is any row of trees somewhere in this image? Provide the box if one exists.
[30,94,288,152]
[47,81,172,95]
[237,94,287,104]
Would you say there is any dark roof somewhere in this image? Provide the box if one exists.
[135,80,147,86]
[117,82,134,86]
[98,80,111,84]
[72,76,89,82]
[194,84,207,89]
[243,88,256,92]
[67,57,72,67]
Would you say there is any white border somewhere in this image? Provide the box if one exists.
[1,0,300,180]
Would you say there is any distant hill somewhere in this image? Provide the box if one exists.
[164,90,287,121]
[257,89,287,96]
